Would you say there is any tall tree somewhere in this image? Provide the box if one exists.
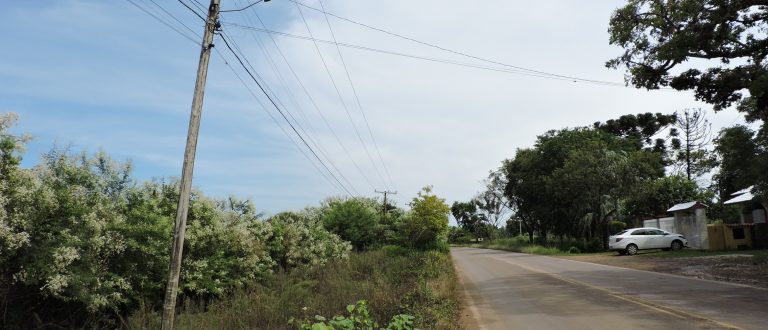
[593,112,677,152]
[607,0,768,122]
[713,125,760,197]
[403,186,450,248]
[673,108,715,179]
[450,201,484,237]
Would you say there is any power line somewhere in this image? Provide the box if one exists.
[127,0,198,44]
[231,8,384,192]
[226,1,378,192]
[219,32,356,197]
[148,0,201,37]
[176,0,205,21]
[294,1,392,194]
[289,0,628,87]
[223,32,363,194]
[221,0,264,12]
[128,0,358,195]
[222,23,631,85]
[216,48,349,196]
[316,0,396,190]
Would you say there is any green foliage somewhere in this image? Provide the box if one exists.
[500,127,665,247]
[128,249,461,330]
[402,187,450,249]
[267,211,351,271]
[608,220,627,234]
[322,198,382,250]
[607,0,768,122]
[0,116,353,327]
[462,236,604,254]
[625,175,710,219]
[292,300,417,330]
[593,112,677,152]
[713,125,762,198]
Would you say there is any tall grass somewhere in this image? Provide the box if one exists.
[126,247,461,329]
[458,235,603,255]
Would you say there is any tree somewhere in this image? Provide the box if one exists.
[267,211,351,271]
[672,108,715,179]
[625,175,710,220]
[473,189,508,238]
[450,201,483,236]
[607,0,768,122]
[402,186,450,248]
[501,127,666,246]
[713,125,760,196]
[593,112,677,152]
[322,198,380,251]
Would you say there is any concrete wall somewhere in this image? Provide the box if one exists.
[673,208,709,249]
[643,217,675,233]
[644,210,709,249]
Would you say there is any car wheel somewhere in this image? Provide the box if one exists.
[671,240,683,251]
[625,244,638,255]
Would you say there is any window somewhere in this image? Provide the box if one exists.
[732,228,746,240]
[631,229,646,235]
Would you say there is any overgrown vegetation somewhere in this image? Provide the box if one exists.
[455,235,603,255]
[127,248,460,330]
[0,114,457,329]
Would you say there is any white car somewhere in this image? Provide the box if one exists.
[609,227,688,255]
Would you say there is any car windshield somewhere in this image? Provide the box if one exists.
[615,230,628,235]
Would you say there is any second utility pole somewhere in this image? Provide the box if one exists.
[375,190,397,218]
[161,1,220,329]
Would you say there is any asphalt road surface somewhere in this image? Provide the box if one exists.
[452,247,768,330]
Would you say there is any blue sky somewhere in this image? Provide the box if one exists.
[0,0,749,215]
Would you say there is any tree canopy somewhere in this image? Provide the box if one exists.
[607,0,768,122]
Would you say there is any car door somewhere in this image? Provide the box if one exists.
[646,229,664,248]
[630,229,649,248]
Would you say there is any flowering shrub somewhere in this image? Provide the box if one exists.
[267,211,351,270]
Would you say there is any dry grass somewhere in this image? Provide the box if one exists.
[126,247,462,329]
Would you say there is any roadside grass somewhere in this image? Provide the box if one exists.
[126,247,461,330]
[456,237,768,264]
[454,236,600,256]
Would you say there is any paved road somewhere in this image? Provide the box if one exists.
[452,247,768,330]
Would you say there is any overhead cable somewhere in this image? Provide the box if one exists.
[219,33,357,197]
[316,0,396,190]
[288,0,627,87]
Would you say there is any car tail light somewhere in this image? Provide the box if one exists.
[615,238,623,242]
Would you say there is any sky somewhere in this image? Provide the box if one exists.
[0,0,749,215]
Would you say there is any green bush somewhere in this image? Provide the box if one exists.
[322,198,381,251]
[291,300,416,330]
[400,187,450,249]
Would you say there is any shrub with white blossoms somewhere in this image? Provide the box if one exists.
[267,211,352,271]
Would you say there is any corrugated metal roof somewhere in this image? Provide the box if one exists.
[724,191,755,205]
[667,201,706,212]
[731,186,754,196]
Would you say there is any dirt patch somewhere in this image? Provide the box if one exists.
[558,251,768,288]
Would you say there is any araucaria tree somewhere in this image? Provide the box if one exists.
[673,108,715,180]
[608,0,768,199]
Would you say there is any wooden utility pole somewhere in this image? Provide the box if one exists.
[161,1,220,329]
[375,190,397,218]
